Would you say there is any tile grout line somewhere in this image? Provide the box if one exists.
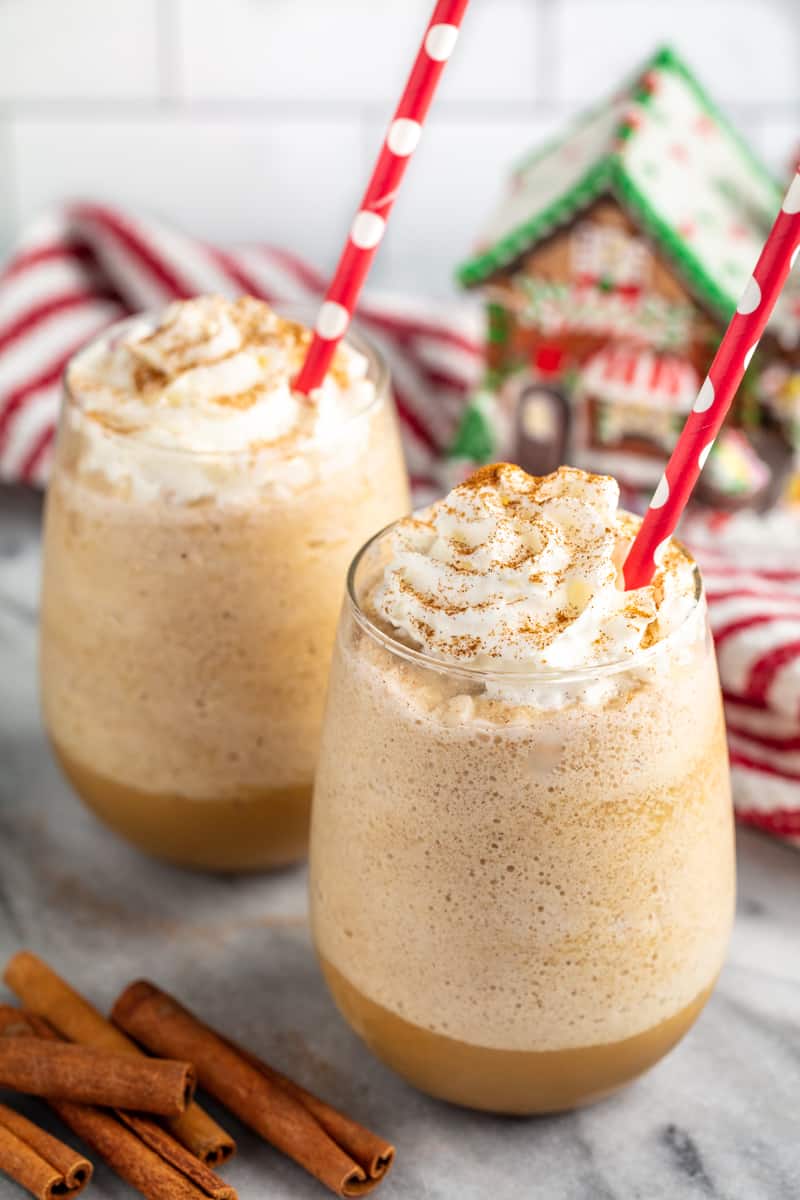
[0,97,793,122]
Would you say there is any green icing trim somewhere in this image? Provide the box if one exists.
[487,301,510,344]
[508,48,658,181]
[608,161,737,322]
[456,56,633,287]
[611,46,780,318]
[456,44,781,300]
[456,159,612,288]
[646,47,781,201]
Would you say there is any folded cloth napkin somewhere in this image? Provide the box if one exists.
[1,203,797,846]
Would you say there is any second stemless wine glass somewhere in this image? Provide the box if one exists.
[40,313,410,871]
[310,524,735,1113]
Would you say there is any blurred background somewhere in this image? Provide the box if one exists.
[0,0,798,299]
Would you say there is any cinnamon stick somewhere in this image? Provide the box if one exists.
[115,1113,237,1200]
[3,952,234,1166]
[113,981,395,1197]
[0,1103,92,1199]
[0,1037,195,1116]
[0,1008,236,1200]
[233,1043,394,1183]
[51,1102,218,1200]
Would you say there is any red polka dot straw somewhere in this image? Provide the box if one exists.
[623,171,800,590]
[294,0,470,396]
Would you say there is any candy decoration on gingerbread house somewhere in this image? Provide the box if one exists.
[452,46,800,509]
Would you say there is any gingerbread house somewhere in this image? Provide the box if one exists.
[453,46,800,506]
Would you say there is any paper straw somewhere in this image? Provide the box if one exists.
[295,0,470,396]
[623,171,800,590]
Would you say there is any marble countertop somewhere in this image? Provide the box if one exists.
[0,482,798,1200]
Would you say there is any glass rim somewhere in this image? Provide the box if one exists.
[345,518,705,685]
[61,302,391,460]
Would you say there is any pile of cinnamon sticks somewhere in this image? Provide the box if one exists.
[0,951,394,1200]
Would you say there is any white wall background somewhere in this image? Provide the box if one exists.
[0,0,798,298]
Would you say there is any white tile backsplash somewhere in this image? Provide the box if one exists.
[0,0,160,101]
[176,0,540,105]
[0,120,15,253]
[554,0,800,106]
[11,117,365,273]
[368,115,562,296]
[755,117,800,178]
[0,0,798,291]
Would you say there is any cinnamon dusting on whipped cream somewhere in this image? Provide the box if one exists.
[67,295,373,457]
[372,463,696,672]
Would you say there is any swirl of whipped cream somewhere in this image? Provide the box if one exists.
[373,464,696,673]
[66,296,376,501]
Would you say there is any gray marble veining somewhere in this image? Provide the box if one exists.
[0,482,798,1200]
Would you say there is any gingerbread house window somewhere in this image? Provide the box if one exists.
[571,222,649,290]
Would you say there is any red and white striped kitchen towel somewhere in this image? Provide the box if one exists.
[0,203,477,492]
[1,203,798,845]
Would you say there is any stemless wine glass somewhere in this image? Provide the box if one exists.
[40,313,410,871]
[310,523,735,1113]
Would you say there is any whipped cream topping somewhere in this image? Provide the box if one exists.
[373,463,697,675]
[66,296,377,501]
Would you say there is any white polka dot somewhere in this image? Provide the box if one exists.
[792,245,800,270]
[387,118,422,157]
[425,23,459,61]
[737,276,761,315]
[654,537,671,567]
[699,441,714,469]
[315,301,349,340]
[350,211,385,249]
[693,377,715,413]
[650,474,670,509]
[782,172,800,214]
[744,342,759,369]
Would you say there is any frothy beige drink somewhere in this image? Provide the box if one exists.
[40,296,410,870]
[310,464,734,1112]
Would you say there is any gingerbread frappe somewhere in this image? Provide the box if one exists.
[310,463,735,1113]
[39,296,410,870]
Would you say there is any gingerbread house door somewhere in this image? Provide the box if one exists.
[513,378,571,476]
